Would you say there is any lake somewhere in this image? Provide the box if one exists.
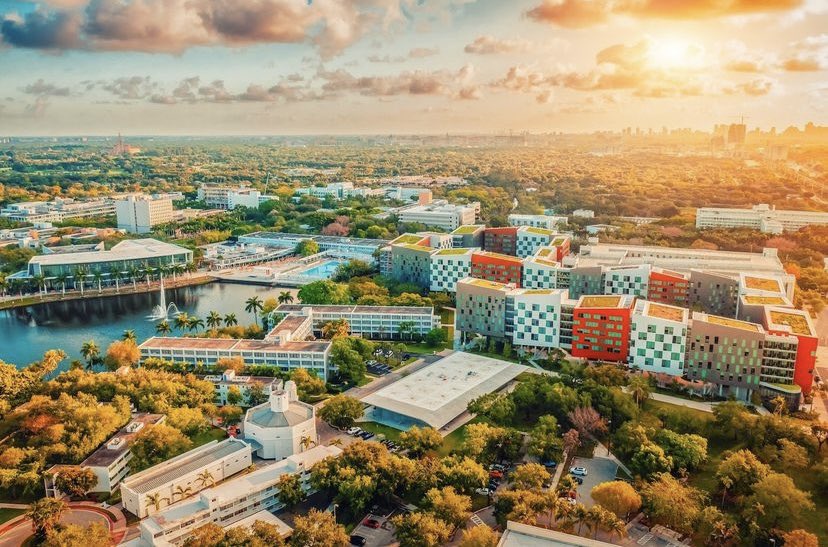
[0,282,289,368]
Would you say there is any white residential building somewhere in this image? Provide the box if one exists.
[508,214,567,231]
[696,204,828,233]
[515,226,555,258]
[242,381,316,460]
[120,438,252,519]
[294,182,358,200]
[273,304,440,339]
[197,184,275,210]
[397,201,478,231]
[522,256,565,289]
[572,209,595,218]
[509,289,564,349]
[1,197,116,223]
[115,194,175,234]
[629,300,689,376]
[202,370,276,406]
[430,248,474,292]
[134,445,342,546]
[603,264,651,297]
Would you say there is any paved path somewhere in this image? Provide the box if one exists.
[647,392,716,413]
[0,501,127,547]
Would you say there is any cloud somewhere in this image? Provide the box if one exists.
[319,64,477,99]
[526,0,804,28]
[780,57,823,71]
[101,76,157,99]
[409,47,438,58]
[23,80,71,96]
[464,35,532,55]
[368,54,407,63]
[24,96,50,117]
[1,9,82,48]
[779,34,828,71]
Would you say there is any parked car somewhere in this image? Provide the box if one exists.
[361,431,375,440]
[541,460,557,469]
[569,466,588,476]
[363,518,381,529]
[347,427,361,435]
[572,476,584,485]
[489,470,504,479]
[350,535,367,546]
[474,488,491,496]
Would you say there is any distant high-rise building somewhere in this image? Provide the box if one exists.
[727,123,746,145]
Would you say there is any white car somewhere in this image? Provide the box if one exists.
[347,427,362,435]
[569,466,588,476]
[474,488,491,496]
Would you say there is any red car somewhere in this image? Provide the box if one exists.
[363,519,381,529]
[489,470,504,479]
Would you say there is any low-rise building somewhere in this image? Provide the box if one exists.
[629,300,688,376]
[243,381,316,460]
[507,214,567,231]
[397,201,478,231]
[202,370,276,406]
[1,197,116,223]
[571,295,635,362]
[135,445,342,546]
[120,438,252,518]
[197,184,275,210]
[696,204,828,233]
[572,209,595,218]
[274,304,440,339]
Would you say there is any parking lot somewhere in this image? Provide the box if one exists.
[569,456,619,507]
[350,512,397,547]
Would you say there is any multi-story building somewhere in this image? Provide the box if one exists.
[762,307,818,396]
[294,182,358,200]
[397,201,478,231]
[45,414,166,497]
[515,227,557,258]
[115,194,175,234]
[391,243,435,287]
[685,313,765,400]
[572,209,595,218]
[567,266,604,299]
[738,294,793,324]
[430,248,474,292]
[198,184,275,210]
[646,267,690,308]
[202,370,276,406]
[418,232,454,249]
[522,256,566,290]
[483,227,518,256]
[629,300,688,376]
[456,277,512,340]
[136,445,342,546]
[451,224,485,249]
[273,304,440,339]
[507,214,568,231]
[471,251,523,287]
[688,270,739,318]
[533,237,571,262]
[509,288,564,349]
[120,438,252,518]
[559,297,578,351]
[26,238,193,280]
[243,381,316,460]
[603,264,650,298]
[1,197,116,223]
[571,295,635,362]
[696,204,828,233]
[238,232,387,261]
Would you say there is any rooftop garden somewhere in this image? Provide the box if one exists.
[743,295,788,305]
[580,295,623,308]
[744,276,782,292]
[392,234,427,245]
[706,315,762,332]
[646,302,686,322]
[435,248,472,255]
[769,310,813,336]
[451,225,483,234]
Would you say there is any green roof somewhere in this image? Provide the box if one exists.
[452,225,484,235]
[760,382,802,394]
[393,234,427,244]
[395,243,434,253]
[522,226,553,236]
[435,248,473,256]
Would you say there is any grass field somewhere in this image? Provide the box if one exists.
[191,427,227,447]
[357,422,403,442]
[0,508,24,524]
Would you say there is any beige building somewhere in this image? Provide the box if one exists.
[116,194,175,234]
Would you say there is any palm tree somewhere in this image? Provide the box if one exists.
[174,312,190,331]
[196,470,215,489]
[398,320,415,340]
[0,276,7,297]
[185,261,197,277]
[172,485,192,501]
[604,514,627,542]
[552,497,575,532]
[32,274,46,299]
[122,330,137,343]
[143,263,156,287]
[188,316,205,332]
[55,272,68,296]
[329,438,343,448]
[26,498,67,540]
[157,264,169,285]
[80,340,100,369]
[112,269,124,292]
[206,311,222,330]
[146,492,167,514]
[156,321,171,335]
[72,266,87,295]
[627,375,651,407]
[572,504,589,536]
[300,436,317,451]
[92,269,104,293]
[223,313,238,327]
[586,507,606,539]
[128,264,141,291]
[171,263,185,282]
[245,296,264,324]
[278,291,294,305]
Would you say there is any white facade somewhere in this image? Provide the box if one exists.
[1,198,116,223]
[198,184,275,210]
[294,182,355,200]
[522,257,564,289]
[603,264,651,297]
[273,304,440,339]
[203,370,276,406]
[508,214,567,231]
[242,381,316,460]
[116,194,175,234]
[629,300,688,376]
[430,249,473,292]
[572,209,595,218]
[397,201,478,231]
[228,188,275,209]
[509,289,564,348]
[120,438,253,519]
[696,204,828,233]
[515,227,554,258]
[136,445,341,546]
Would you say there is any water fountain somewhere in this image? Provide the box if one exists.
[147,277,181,321]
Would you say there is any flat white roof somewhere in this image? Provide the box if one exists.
[226,510,292,537]
[361,351,528,429]
[29,238,190,267]
[498,521,618,547]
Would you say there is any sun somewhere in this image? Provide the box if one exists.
[647,39,696,69]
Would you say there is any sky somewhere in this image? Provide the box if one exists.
[0,0,826,135]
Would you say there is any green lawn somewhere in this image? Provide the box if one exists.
[400,343,437,355]
[437,417,487,457]
[357,422,402,442]
[0,508,24,524]
[191,427,228,447]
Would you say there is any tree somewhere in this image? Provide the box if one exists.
[44,522,110,547]
[217,405,243,426]
[330,338,366,384]
[783,529,819,547]
[590,481,641,520]
[173,484,193,501]
[399,426,443,457]
[716,449,771,498]
[167,407,209,435]
[511,463,551,491]
[562,428,580,455]
[26,498,67,541]
[187,316,205,332]
[318,394,363,429]
[156,321,171,335]
[297,280,352,305]
[391,511,453,547]
[291,368,326,398]
[639,473,706,534]
[215,356,246,374]
[529,415,564,461]
[438,456,488,494]
[457,524,499,547]
[174,312,191,331]
[245,296,264,324]
[122,329,137,343]
[54,467,97,498]
[630,442,673,479]
[295,239,320,257]
[129,424,193,471]
[277,473,306,509]
[321,318,350,339]
[183,523,226,547]
[80,340,100,368]
[206,311,222,330]
[223,313,238,327]
[811,422,828,452]
[425,486,472,528]
[654,429,708,472]
[744,472,814,529]
[425,328,448,348]
[226,386,243,406]
[567,406,608,437]
[103,339,141,370]
[196,470,215,489]
[278,291,294,305]
[627,375,651,406]
[290,508,348,547]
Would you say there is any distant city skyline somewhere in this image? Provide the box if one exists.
[0,0,826,135]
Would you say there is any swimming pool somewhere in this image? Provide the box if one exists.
[298,259,347,277]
